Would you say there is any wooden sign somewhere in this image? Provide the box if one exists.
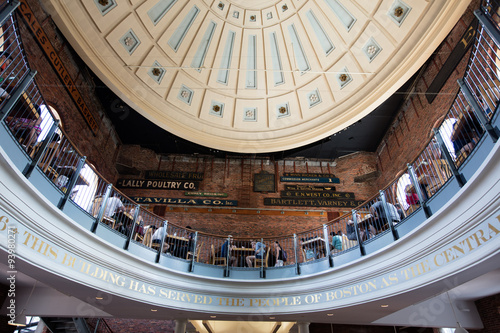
[284,185,336,191]
[254,172,276,192]
[117,179,199,190]
[264,198,364,208]
[185,191,227,197]
[283,172,336,178]
[144,170,204,180]
[281,190,355,199]
[280,176,340,183]
[19,0,99,135]
[132,197,237,206]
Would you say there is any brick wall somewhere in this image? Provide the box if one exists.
[18,0,121,182]
[373,0,480,188]
[116,149,379,237]
[469,293,500,333]
[103,318,175,333]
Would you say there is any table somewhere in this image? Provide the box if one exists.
[55,165,89,186]
[232,247,254,267]
[165,234,190,258]
[301,237,327,258]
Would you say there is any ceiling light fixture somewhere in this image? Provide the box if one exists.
[327,313,334,316]
[381,304,389,308]
[447,291,469,333]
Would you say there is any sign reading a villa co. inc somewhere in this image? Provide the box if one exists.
[132,197,237,206]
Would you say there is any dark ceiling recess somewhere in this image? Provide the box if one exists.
[93,72,419,160]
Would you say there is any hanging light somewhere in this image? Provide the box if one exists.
[446,291,469,333]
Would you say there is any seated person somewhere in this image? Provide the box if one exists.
[330,231,342,253]
[129,207,144,237]
[301,238,318,261]
[369,200,401,232]
[395,203,406,220]
[246,240,266,267]
[346,214,375,242]
[405,184,419,205]
[220,235,237,267]
[176,226,195,258]
[0,51,12,100]
[152,226,170,253]
[273,241,285,267]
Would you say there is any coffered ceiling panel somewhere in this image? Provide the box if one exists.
[43,0,471,153]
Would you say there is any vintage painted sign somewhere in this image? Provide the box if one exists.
[132,197,237,206]
[280,176,340,184]
[117,179,199,190]
[264,198,364,208]
[283,173,336,178]
[281,191,355,199]
[284,185,336,191]
[254,172,275,192]
[184,191,228,197]
[144,170,204,180]
[18,0,99,135]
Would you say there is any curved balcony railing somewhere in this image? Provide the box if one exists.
[0,0,499,279]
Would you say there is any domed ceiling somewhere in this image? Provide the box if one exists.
[42,0,470,154]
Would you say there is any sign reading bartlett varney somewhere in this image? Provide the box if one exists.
[117,179,199,190]
[254,171,276,192]
[133,197,237,206]
[144,170,204,180]
[264,198,364,208]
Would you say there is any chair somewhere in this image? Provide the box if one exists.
[30,141,59,174]
[254,246,270,267]
[211,244,227,266]
[186,242,203,262]
[142,226,153,247]
[302,248,315,263]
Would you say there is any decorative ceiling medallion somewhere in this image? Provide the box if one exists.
[388,0,411,26]
[244,107,257,122]
[210,101,224,117]
[307,89,322,108]
[282,5,288,12]
[362,38,382,63]
[218,2,224,10]
[94,0,116,16]
[178,85,193,105]
[233,11,239,19]
[267,12,273,20]
[277,103,290,118]
[336,67,352,89]
[120,30,140,55]
[250,15,257,22]
[148,61,166,84]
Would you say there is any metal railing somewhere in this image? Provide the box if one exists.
[0,1,499,277]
